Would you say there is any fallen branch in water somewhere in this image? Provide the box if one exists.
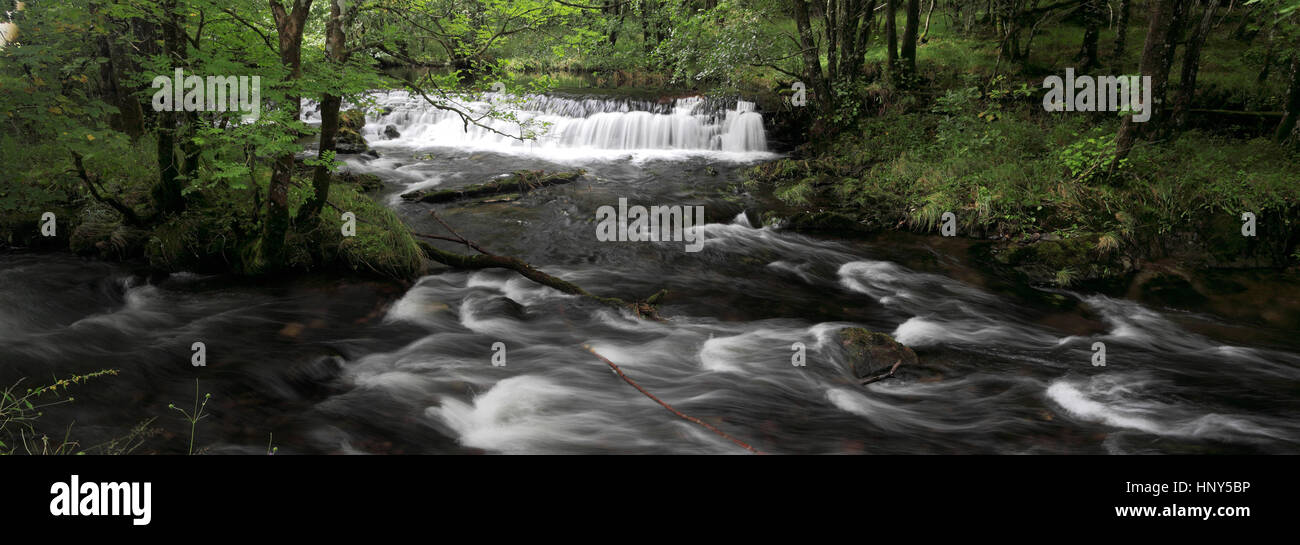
[583,345,765,454]
[859,359,903,386]
[414,210,665,319]
[401,170,585,204]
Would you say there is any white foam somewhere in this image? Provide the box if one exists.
[430,375,613,453]
[1046,377,1285,442]
[308,91,775,161]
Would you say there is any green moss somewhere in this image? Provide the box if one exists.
[838,327,918,380]
[145,204,246,273]
[313,184,427,280]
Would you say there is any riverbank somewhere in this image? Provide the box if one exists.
[0,131,426,283]
[745,95,1300,293]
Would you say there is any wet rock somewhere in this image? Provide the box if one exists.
[335,109,370,154]
[477,295,527,321]
[838,327,918,381]
[1136,272,1208,309]
[332,171,385,193]
[992,234,1128,286]
[782,210,864,233]
[335,129,369,154]
[339,109,366,131]
[383,125,401,139]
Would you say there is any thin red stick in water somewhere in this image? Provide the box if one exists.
[583,344,765,455]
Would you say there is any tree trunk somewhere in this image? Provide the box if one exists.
[262,0,313,270]
[1171,0,1218,131]
[300,0,347,222]
[886,0,898,80]
[1111,0,1130,67]
[900,0,920,78]
[1277,51,1300,144]
[920,0,936,42]
[1078,0,1102,71]
[1111,0,1176,176]
[825,0,839,81]
[96,33,144,139]
[152,0,184,217]
[792,0,827,101]
[853,0,878,77]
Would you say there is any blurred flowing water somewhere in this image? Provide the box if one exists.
[2,93,1298,454]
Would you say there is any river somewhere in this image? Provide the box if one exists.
[2,91,1297,454]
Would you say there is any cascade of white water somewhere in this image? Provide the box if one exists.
[304,91,768,154]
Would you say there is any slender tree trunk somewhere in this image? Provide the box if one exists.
[300,0,347,222]
[153,0,184,217]
[1171,0,1218,130]
[825,0,839,81]
[900,0,920,78]
[1078,0,1102,71]
[886,0,898,80]
[1112,0,1176,176]
[262,0,313,270]
[1258,25,1275,85]
[641,0,652,53]
[855,0,878,76]
[838,0,859,77]
[96,32,144,139]
[1111,0,1131,67]
[920,0,935,42]
[793,0,827,101]
[1277,51,1300,144]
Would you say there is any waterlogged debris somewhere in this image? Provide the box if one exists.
[839,327,916,385]
[279,322,305,338]
[401,170,585,203]
[479,193,521,204]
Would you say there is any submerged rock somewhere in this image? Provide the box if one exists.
[838,327,918,381]
[1135,271,1208,309]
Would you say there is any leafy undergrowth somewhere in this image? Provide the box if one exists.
[747,82,1300,286]
[2,135,425,282]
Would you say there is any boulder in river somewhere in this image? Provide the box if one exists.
[335,109,370,154]
[383,125,401,139]
[838,327,917,381]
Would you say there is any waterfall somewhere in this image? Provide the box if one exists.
[306,90,769,155]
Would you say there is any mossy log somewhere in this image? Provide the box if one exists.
[401,170,585,204]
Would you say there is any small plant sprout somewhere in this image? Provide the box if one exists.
[169,379,211,456]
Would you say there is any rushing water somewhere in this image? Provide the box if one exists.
[3,94,1299,454]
